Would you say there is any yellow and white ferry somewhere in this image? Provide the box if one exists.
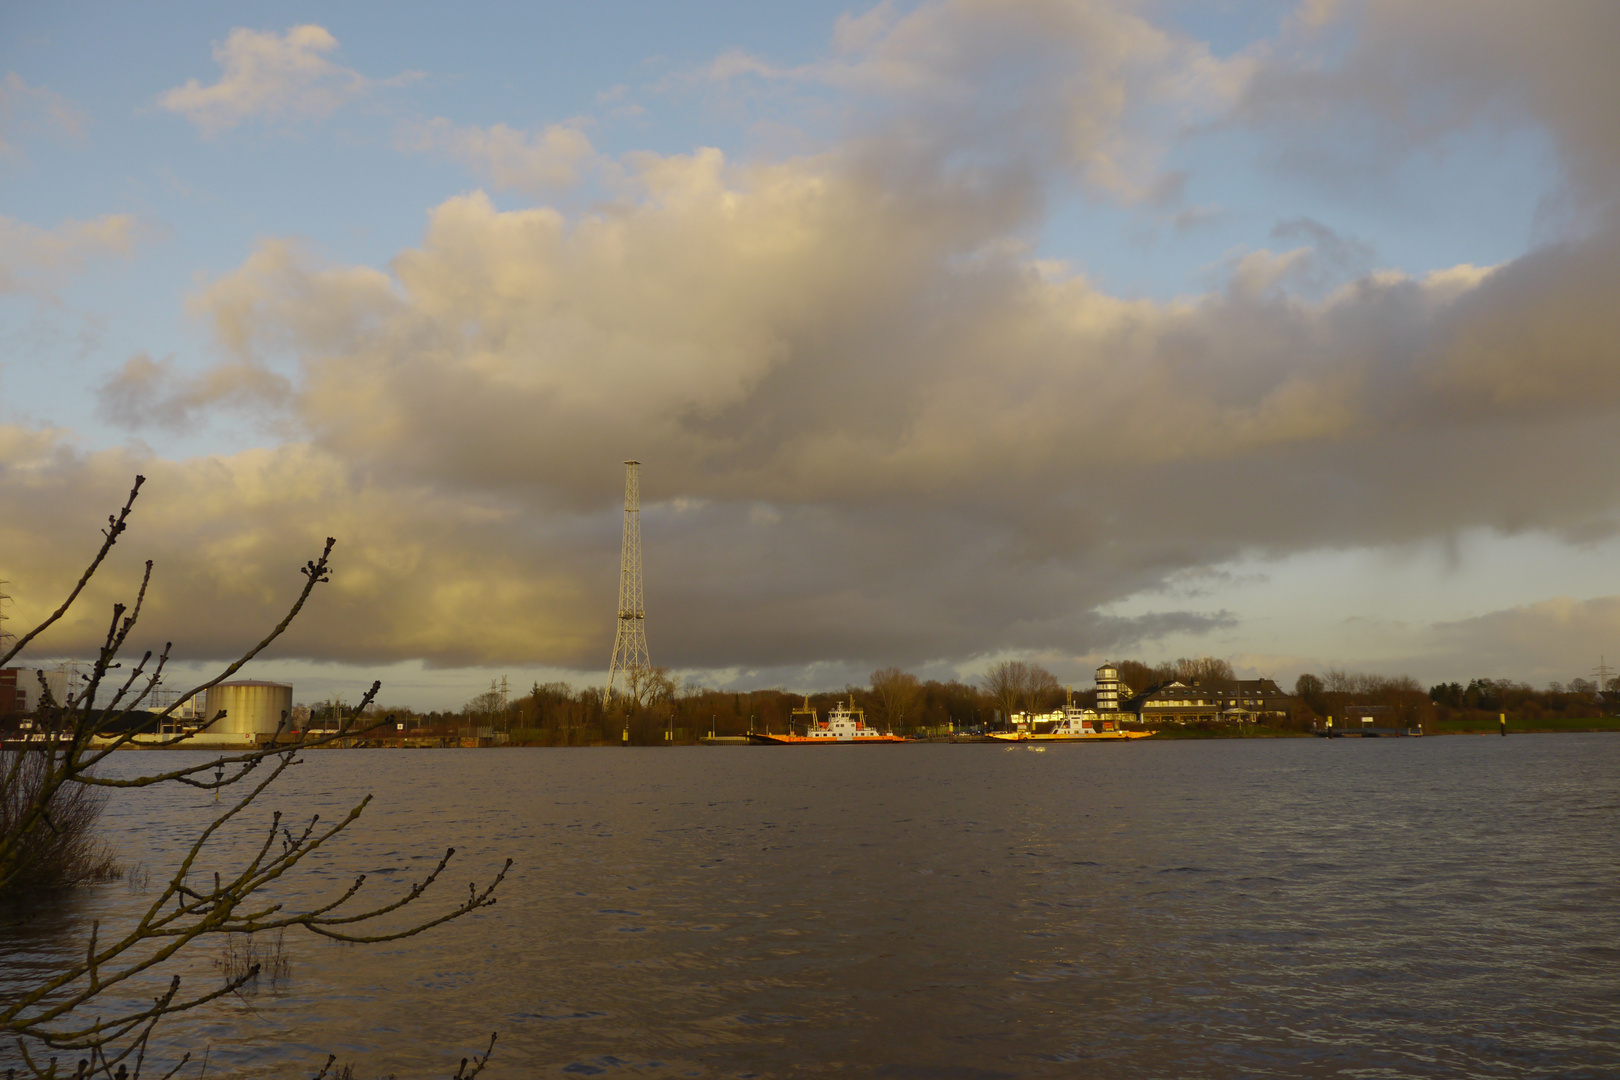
[988,706,1152,742]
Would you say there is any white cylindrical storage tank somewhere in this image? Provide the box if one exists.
[203,681,294,736]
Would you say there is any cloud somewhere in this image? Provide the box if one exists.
[1171,203,1225,233]
[95,352,291,430]
[11,1,1620,687]
[184,238,397,360]
[139,135,1620,672]
[0,213,143,296]
[158,25,412,135]
[1428,596,1620,683]
[399,118,597,195]
[0,73,87,154]
[0,432,601,669]
[1241,0,1620,214]
[699,0,1257,206]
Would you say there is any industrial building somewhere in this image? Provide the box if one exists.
[0,668,27,717]
[202,680,295,738]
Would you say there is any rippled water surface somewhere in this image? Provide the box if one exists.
[5,735,1620,1078]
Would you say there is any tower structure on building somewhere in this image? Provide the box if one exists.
[1095,662,1124,712]
[606,461,650,699]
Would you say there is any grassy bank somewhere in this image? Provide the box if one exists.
[1431,716,1620,735]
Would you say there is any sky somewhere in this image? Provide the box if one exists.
[3,0,1619,710]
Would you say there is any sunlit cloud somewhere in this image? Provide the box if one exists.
[0,213,143,296]
[398,118,598,195]
[0,72,87,155]
[158,24,416,135]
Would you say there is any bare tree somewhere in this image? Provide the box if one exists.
[622,665,677,709]
[1025,665,1061,712]
[869,667,922,731]
[1115,660,1171,697]
[0,477,511,1077]
[1174,656,1235,687]
[464,688,505,722]
[980,661,1025,727]
[979,660,1060,724]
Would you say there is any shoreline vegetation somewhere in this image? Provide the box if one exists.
[162,664,1614,748]
[335,662,1620,746]
[10,659,1616,750]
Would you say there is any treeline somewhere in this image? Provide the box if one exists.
[1291,670,1427,728]
[446,655,1286,744]
[1427,678,1615,721]
[1286,670,1615,729]
[429,664,1044,745]
[493,677,995,745]
[405,657,1615,745]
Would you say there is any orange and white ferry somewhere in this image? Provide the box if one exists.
[988,706,1152,742]
[748,698,908,745]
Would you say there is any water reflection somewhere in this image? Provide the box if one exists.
[3,736,1618,1077]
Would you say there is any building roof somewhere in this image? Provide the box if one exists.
[1129,678,1290,708]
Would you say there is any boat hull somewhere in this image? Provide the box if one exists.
[748,733,908,745]
[986,731,1152,742]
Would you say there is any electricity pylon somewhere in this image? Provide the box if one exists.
[606,461,650,699]
[1596,656,1616,696]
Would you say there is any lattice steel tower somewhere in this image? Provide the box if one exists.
[606,461,650,698]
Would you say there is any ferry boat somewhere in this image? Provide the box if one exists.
[987,705,1152,742]
[747,698,908,745]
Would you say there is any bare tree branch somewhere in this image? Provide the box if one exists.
[0,477,510,1074]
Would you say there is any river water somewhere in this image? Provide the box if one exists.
[4,735,1619,1078]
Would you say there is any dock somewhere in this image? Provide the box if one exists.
[1311,724,1422,738]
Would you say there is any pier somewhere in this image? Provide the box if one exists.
[1311,724,1422,738]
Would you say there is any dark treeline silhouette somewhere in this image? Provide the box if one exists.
[372,656,1620,746]
[496,676,997,744]
[423,665,1039,745]
[1427,677,1616,723]
[1115,656,1237,695]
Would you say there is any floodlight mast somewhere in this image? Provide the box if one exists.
[606,461,650,699]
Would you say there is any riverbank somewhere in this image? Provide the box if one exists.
[19,718,1617,751]
[1136,724,1308,739]
[1432,716,1620,735]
